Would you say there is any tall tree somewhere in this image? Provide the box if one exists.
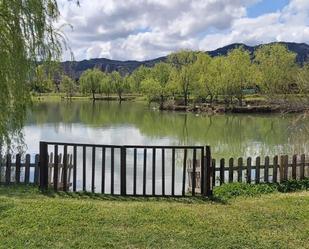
[31,65,54,93]
[0,0,64,148]
[168,50,199,69]
[110,71,129,102]
[141,62,172,108]
[168,51,199,106]
[192,53,213,102]
[297,63,309,95]
[254,44,298,95]
[225,47,251,106]
[79,68,104,101]
[208,56,229,105]
[128,65,151,92]
[101,73,113,99]
[168,64,197,106]
[61,75,76,99]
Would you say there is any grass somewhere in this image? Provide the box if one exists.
[0,185,309,248]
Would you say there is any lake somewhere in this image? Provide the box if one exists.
[24,100,309,160]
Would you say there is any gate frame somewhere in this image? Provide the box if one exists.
[39,141,213,197]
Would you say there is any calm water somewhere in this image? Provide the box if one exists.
[24,100,309,160]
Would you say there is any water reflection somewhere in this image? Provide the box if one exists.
[24,100,309,159]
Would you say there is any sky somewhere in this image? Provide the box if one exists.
[57,0,309,61]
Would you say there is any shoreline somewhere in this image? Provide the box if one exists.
[161,103,309,114]
[32,94,309,114]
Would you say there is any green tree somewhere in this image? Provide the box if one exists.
[31,65,54,93]
[128,65,151,92]
[192,53,213,102]
[168,64,197,106]
[110,71,129,102]
[296,63,309,94]
[0,0,64,147]
[225,47,252,106]
[141,62,172,108]
[101,73,113,99]
[167,51,199,106]
[254,44,298,95]
[61,75,76,99]
[208,56,230,105]
[168,50,199,69]
[79,68,104,101]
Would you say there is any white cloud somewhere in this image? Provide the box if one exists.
[57,0,309,61]
[199,0,309,50]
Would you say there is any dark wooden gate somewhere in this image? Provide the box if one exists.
[39,141,212,197]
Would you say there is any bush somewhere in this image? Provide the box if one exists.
[277,179,309,192]
[213,178,309,201]
[213,182,277,201]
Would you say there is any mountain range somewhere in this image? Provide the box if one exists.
[62,42,309,79]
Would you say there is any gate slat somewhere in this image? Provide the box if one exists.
[171,148,176,196]
[15,154,21,184]
[5,154,11,185]
[246,157,252,183]
[192,149,196,196]
[264,156,269,183]
[228,158,233,183]
[143,148,147,196]
[220,159,225,185]
[25,154,30,184]
[182,149,187,196]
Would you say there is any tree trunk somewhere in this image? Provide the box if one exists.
[238,97,243,107]
[92,91,95,102]
[184,93,188,106]
[159,95,164,110]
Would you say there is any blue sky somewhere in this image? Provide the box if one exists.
[248,0,290,17]
[58,0,309,61]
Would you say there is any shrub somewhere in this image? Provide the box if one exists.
[277,179,309,192]
[213,182,277,201]
[213,178,309,201]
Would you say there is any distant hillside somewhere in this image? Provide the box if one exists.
[62,42,309,79]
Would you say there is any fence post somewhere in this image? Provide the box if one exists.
[120,146,127,196]
[39,141,48,191]
[203,146,212,197]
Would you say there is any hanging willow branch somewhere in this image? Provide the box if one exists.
[0,0,67,149]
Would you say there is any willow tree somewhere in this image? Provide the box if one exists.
[110,71,130,102]
[297,64,309,95]
[128,65,151,93]
[0,0,64,149]
[254,44,298,95]
[208,56,229,105]
[192,53,213,102]
[79,68,104,101]
[61,75,76,99]
[168,51,199,106]
[225,47,251,106]
[31,65,54,93]
[141,62,172,108]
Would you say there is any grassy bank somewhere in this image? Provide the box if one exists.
[31,93,309,114]
[0,186,308,248]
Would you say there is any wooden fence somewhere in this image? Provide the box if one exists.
[0,153,73,186]
[188,155,309,191]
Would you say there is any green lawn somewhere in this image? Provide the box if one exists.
[0,186,308,249]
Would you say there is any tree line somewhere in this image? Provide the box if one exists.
[32,43,309,107]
